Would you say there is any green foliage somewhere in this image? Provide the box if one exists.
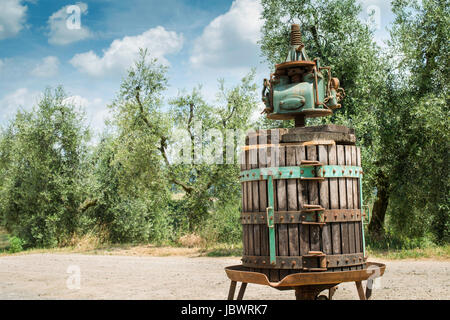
[164,70,259,229]
[381,0,450,242]
[0,87,90,247]
[366,229,436,251]
[200,201,242,245]
[8,236,24,253]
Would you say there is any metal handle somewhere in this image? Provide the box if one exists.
[266,206,274,228]
[300,160,323,166]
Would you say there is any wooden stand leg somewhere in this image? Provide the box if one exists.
[228,281,237,300]
[295,286,321,300]
[355,281,366,300]
[329,286,338,300]
[237,283,247,300]
[365,279,373,300]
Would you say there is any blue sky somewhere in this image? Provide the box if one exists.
[0,0,395,137]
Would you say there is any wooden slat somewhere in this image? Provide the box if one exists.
[277,146,289,280]
[296,146,310,260]
[245,144,254,260]
[241,149,248,257]
[307,146,320,254]
[251,133,260,266]
[352,146,361,270]
[337,145,349,271]
[268,130,280,282]
[357,147,364,257]
[258,132,270,278]
[345,145,356,270]
[328,144,341,271]
[287,145,299,276]
[319,145,332,255]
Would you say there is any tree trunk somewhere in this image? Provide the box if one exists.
[368,171,389,240]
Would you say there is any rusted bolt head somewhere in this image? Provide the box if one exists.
[269,216,273,220]
[342,169,345,174]
[281,261,285,265]
[292,261,296,266]
[246,173,249,177]
[343,214,346,218]
[333,169,336,173]
[279,171,282,175]
[254,260,257,264]
[262,260,266,264]
[345,259,349,263]
[280,216,284,221]
[290,215,294,220]
[300,170,304,174]
[252,172,255,176]
[289,170,293,175]
[349,169,352,173]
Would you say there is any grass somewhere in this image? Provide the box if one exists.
[367,244,450,260]
[0,228,448,260]
[203,243,242,257]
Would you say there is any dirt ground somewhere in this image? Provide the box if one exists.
[0,253,448,299]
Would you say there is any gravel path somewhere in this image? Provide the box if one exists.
[0,254,448,299]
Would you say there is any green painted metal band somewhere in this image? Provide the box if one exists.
[267,175,276,265]
[240,165,362,182]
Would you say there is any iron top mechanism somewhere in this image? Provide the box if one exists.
[262,24,345,125]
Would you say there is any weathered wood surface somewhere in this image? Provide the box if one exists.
[241,128,364,281]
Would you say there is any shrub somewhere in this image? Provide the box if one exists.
[8,236,24,253]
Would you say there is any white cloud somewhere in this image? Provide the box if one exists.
[31,56,60,77]
[70,26,183,77]
[0,0,27,40]
[47,2,91,45]
[0,59,4,69]
[0,88,41,120]
[189,0,263,70]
